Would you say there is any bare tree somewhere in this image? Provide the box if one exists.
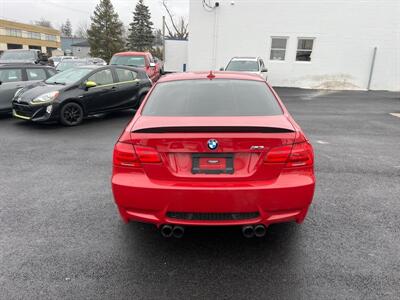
[34,18,53,28]
[162,1,188,40]
[75,22,89,39]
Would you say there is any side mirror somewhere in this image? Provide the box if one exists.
[149,62,156,68]
[219,67,225,71]
[85,81,97,89]
[261,68,268,73]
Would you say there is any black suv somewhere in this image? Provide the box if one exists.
[0,64,56,114]
[13,65,152,126]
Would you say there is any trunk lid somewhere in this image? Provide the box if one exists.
[130,116,296,182]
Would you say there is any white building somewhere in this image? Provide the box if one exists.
[187,0,400,91]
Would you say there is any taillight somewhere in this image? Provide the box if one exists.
[286,141,313,167]
[264,142,313,167]
[113,141,161,167]
[134,145,161,163]
[113,142,140,167]
[264,145,292,163]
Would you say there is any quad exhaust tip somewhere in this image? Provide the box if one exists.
[172,226,185,238]
[160,225,185,238]
[242,225,266,238]
[242,225,255,238]
[254,224,266,237]
[161,224,265,238]
[160,225,173,238]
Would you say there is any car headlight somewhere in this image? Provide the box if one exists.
[30,91,59,105]
[14,88,23,98]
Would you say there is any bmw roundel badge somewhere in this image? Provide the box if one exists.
[207,139,218,150]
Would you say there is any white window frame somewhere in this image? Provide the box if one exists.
[28,31,41,40]
[46,34,57,41]
[269,37,288,61]
[295,37,315,62]
[6,28,22,37]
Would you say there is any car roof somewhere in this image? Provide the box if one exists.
[73,65,145,73]
[230,57,260,61]
[113,51,150,56]
[0,64,53,69]
[60,59,87,62]
[2,49,38,52]
[74,65,102,70]
[158,71,265,83]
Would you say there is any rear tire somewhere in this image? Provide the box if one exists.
[60,102,83,126]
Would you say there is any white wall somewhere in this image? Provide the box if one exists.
[72,46,90,58]
[188,0,400,91]
[164,39,188,72]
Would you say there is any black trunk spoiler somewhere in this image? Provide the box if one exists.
[132,126,294,133]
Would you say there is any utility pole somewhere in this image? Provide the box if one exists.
[162,15,166,62]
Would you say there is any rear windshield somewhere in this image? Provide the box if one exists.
[110,55,145,67]
[225,60,259,72]
[142,79,283,116]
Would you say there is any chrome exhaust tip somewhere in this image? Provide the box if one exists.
[254,224,266,237]
[172,226,185,238]
[160,225,173,238]
[242,225,255,238]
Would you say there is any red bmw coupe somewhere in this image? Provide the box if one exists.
[112,71,315,238]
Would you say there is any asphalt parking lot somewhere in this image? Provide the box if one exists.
[1,87,399,299]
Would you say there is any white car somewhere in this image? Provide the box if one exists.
[222,57,268,80]
[49,56,76,67]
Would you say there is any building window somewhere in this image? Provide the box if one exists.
[6,28,22,37]
[27,31,41,40]
[296,38,314,61]
[270,37,287,61]
[45,34,57,41]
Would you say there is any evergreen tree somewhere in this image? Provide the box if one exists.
[87,0,125,61]
[127,0,154,51]
[61,19,73,37]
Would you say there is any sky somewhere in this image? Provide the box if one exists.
[0,0,189,32]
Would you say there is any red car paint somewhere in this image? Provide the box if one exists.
[111,72,315,228]
[110,51,161,82]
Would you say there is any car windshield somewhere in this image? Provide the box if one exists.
[110,55,145,67]
[56,60,88,72]
[142,79,283,116]
[0,50,36,60]
[225,60,259,72]
[45,67,93,85]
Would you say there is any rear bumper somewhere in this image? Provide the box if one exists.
[112,167,315,227]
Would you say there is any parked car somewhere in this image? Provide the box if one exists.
[0,64,56,114]
[49,56,77,67]
[55,59,92,72]
[221,57,268,80]
[154,56,164,74]
[86,57,107,66]
[110,51,160,82]
[12,65,152,126]
[111,71,315,238]
[0,49,51,66]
